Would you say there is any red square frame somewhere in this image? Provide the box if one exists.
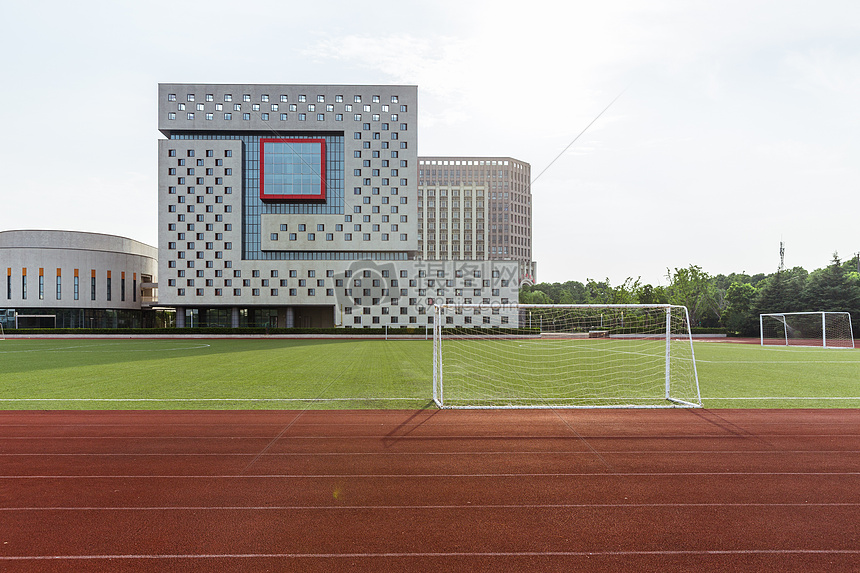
[259,138,327,202]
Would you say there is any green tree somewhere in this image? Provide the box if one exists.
[723,282,758,335]
[585,279,614,304]
[636,284,668,304]
[801,253,860,314]
[666,265,720,326]
[521,289,552,305]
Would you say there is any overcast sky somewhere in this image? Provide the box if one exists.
[2,0,858,285]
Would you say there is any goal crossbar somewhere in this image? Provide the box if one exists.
[433,303,702,409]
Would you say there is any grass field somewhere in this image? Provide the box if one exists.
[0,338,858,409]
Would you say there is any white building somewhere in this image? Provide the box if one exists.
[418,156,536,283]
[157,84,519,328]
[0,230,157,328]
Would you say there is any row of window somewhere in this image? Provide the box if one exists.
[167,168,232,176]
[171,285,510,309]
[174,102,409,115]
[270,233,409,242]
[169,93,401,104]
[168,149,233,158]
[176,287,333,297]
[345,315,508,325]
[169,112,408,122]
[163,264,503,282]
[5,270,136,303]
[167,204,232,214]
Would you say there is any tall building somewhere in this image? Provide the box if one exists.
[157,84,518,328]
[418,156,536,283]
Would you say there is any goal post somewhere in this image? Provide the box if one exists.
[760,312,855,348]
[432,303,702,409]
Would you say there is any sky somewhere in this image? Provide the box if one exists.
[2,0,858,286]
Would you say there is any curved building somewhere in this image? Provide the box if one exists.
[0,230,157,328]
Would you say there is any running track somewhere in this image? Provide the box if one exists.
[1,409,858,572]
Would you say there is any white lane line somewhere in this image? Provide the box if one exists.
[1,472,859,478]
[2,449,859,456]
[0,397,418,401]
[2,549,860,560]
[1,503,859,511]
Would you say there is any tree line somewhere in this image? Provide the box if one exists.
[520,254,860,336]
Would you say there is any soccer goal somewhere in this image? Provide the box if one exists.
[760,312,855,348]
[432,304,701,409]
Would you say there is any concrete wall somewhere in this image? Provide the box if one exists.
[0,230,157,309]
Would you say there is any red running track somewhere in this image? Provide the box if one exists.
[0,409,859,572]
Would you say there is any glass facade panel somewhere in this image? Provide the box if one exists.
[259,139,326,202]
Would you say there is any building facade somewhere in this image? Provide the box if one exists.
[0,230,157,328]
[157,84,518,328]
[418,156,536,283]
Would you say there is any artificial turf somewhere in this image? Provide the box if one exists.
[0,338,858,409]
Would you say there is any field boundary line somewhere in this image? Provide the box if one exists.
[3,549,860,561]
[3,471,860,478]
[704,397,860,400]
[0,397,420,402]
[2,502,860,511]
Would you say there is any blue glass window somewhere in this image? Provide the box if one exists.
[259,139,326,202]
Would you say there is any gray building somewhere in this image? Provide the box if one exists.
[418,157,536,283]
[0,230,157,328]
[157,84,519,328]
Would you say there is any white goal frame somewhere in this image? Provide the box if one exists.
[432,303,702,409]
[760,312,855,348]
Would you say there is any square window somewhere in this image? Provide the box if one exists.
[259,138,327,202]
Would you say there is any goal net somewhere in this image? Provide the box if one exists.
[433,304,701,409]
[760,312,855,348]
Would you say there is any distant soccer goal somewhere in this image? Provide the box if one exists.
[760,312,855,348]
[432,304,701,409]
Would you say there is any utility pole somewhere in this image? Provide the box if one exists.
[779,241,785,272]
